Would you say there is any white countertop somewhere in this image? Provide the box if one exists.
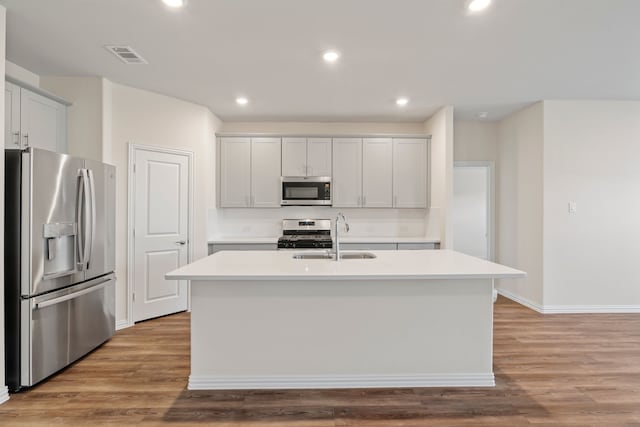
[208,236,440,244]
[166,249,526,281]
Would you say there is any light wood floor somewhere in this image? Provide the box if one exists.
[2,296,640,426]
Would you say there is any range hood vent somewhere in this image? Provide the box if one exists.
[104,45,148,64]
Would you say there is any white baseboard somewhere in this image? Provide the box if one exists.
[188,373,495,390]
[497,289,544,313]
[540,304,640,314]
[0,386,9,405]
[498,289,640,314]
[116,319,133,330]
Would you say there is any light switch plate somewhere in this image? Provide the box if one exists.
[568,201,577,214]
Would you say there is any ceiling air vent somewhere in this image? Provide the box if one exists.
[104,45,148,64]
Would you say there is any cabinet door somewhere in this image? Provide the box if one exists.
[282,137,307,176]
[307,138,332,176]
[20,88,67,153]
[362,138,393,207]
[220,137,251,207]
[393,138,427,208]
[332,138,362,207]
[5,81,21,149]
[251,138,281,207]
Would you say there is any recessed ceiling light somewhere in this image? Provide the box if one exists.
[477,111,489,119]
[396,98,409,106]
[467,0,491,12]
[323,51,340,63]
[162,0,185,8]
[236,97,249,105]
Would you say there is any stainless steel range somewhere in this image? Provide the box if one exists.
[277,219,333,249]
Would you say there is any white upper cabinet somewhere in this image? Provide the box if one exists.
[5,81,21,149]
[393,138,428,208]
[220,137,251,207]
[251,138,282,208]
[4,81,68,152]
[282,137,332,176]
[362,138,393,208]
[306,138,332,176]
[282,137,307,176]
[332,138,363,208]
[220,137,282,208]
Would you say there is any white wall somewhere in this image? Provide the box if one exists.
[220,121,425,135]
[210,121,435,240]
[40,76,104,161]
[454,121,498,162]
[0,5,8,405]
[424,106,454,248]
[543,100,640,307]
[5,59,38,87]
[107,83,221,326]
[496,103,544,307]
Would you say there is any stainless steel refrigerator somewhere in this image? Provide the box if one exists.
[4,148,116,391]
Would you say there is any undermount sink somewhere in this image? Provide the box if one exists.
[292,252,377,260]
[292,253,332,260]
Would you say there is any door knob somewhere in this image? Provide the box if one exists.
[176,240,187,245]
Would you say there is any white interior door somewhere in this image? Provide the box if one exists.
[132,146,191,322]
[453,163,493,260]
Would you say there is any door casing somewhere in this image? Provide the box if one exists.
[126,143,193,327]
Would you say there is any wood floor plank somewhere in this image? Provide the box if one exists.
[1,296,640,425]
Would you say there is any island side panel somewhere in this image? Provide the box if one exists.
[190,278,494,389]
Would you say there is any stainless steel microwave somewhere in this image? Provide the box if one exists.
[281,176,332,206]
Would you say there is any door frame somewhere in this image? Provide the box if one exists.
[453,161,495,261]
[127,143,194,327]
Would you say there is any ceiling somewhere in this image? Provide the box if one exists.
[1,0,639,122]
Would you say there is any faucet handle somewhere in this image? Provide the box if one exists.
[345,223,350,233]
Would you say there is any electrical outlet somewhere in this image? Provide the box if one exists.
[568,201,577,214]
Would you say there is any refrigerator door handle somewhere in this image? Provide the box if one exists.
[77,169,91,270]
[34,280,110,309]
[87,169,97,269]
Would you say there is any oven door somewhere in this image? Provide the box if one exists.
[281,177,331,206]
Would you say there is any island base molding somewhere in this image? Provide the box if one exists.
[188,373,495,390]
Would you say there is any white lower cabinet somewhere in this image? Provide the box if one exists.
[219,137,281,207]
[397,243,439,250]
[340,243,397,251]
[343,242,438,250]
[5,81,68,152]
[209,243,277,254]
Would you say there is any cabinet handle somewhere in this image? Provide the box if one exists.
[363,196,367,206]
[357,196,361,207]
[308,165,313,176]
[394,196,398,207]
[251,195,255,207]
[23,133,29,147]
[13,132,20,146]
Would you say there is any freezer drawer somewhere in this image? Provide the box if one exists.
[21,274,115,389]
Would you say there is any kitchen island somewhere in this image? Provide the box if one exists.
[166,249,525,390]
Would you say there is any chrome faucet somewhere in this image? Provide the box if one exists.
[334,212,350,261]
